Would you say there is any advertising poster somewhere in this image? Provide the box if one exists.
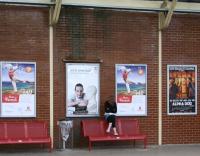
[116,64,147,116]
[1,62,36,117]
[66,63,100,117]
[0,62,2,117]
[167,65,197,115]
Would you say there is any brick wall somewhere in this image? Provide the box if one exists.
[0,6,50,124]
[1,5,200,149]
[54,7,159,147]
[162,14,200,144]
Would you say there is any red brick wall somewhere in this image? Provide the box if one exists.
[162,14,200,144]
[54,7,159,147]
[0,6,50,122]
[1,5,200,149]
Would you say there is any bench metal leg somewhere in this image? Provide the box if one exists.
[89,141,92,151]
[49,140,52,152]
[144,138,147,149]
[133,140,135,147]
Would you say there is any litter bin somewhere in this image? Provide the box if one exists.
[57,120,73,150]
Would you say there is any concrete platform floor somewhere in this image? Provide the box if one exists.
[0,144,200,156]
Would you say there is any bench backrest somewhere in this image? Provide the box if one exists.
[27,121,48,138]
[7,122,26,139]
[0,123,6,139]
[82,119,105,137]
[0,121,48,139]
[117,119,140,136]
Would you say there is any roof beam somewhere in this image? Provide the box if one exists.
[61,0,200,13]
[0,0,200,13]
[174,2,200,13]
[62,0,164,11]
[0,0,53,6]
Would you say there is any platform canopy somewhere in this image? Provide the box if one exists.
[0,0,200,13]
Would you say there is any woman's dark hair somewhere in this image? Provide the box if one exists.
[106,99,116,106]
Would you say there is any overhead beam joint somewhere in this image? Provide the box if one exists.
[50,0,62,26]
[159,0,177,30]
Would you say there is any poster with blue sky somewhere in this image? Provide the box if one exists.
[1,62,36,117]
[116,64,147,116]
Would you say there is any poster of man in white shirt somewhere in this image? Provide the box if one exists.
[66,63,100,117]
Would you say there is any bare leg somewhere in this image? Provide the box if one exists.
[113,127,118,135]
[106,123,112,133]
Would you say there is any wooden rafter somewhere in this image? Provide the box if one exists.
[159,0,177,30]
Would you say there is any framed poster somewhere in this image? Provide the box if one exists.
[167,65,197,115]
[115,64,147,116]
[66,63,100,117]
[1,62,36,117]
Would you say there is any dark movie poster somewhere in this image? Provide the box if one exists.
[167,65,197,115]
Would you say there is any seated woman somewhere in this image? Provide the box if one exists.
[104,97,118,136]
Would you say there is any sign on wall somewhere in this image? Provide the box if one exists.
[115,64,147,116]
[66,63,100,117]
[0,62,36,117]
[167,65,197,115]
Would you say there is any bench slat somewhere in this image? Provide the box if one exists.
[7,122,26,139]
[0,123,6,139]
[82,119,105,137]
[27,121,48,138]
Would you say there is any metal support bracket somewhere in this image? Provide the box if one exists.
[159,0,177,30]
[50,0,62,26]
